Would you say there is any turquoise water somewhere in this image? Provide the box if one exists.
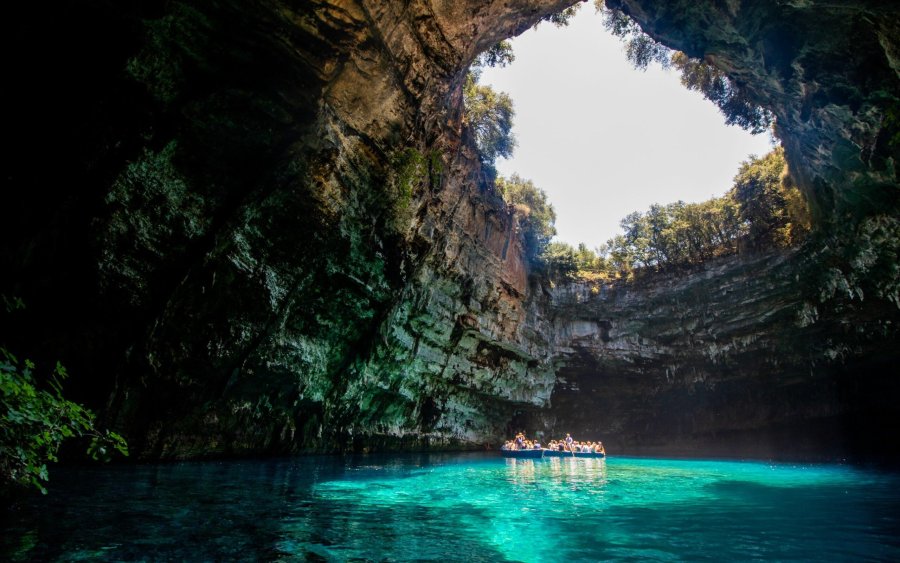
[3,453,899,561]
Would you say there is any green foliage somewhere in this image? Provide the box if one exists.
[496,174,557,262]
[538,5,582,29]
[671,53,773,134]
[464,75,516,174]
[541,242,580,280]
[597,3,671,70]
[604,198,740,270]
[389,148,426,210]
[596,1,773,133]
[475,41,515,71]
[1,350,128,494]
[590,148,809,277]
[540,242,610,281]
[1,295,25,313]
[472,3,579,78]
[731,147,809,247]
[387,148,443,230]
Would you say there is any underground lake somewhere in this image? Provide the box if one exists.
[3,453,899,561]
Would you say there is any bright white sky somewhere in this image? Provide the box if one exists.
[480,6,775,249]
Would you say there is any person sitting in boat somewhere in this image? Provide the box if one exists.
[533,439,542,449]
[515,433,525,450]
[597,442,605,455]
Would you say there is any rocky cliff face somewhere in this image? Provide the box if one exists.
[523,249,899,460]
[2,0,898,461]
[607,0,900,223]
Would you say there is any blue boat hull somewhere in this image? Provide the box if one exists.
[500,449,606,459]
[543,450,605,458]
[501,449,545,459]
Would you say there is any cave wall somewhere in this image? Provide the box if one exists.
[523,250,899,461]
[607,0,900,222]
[3,0,573,458]
[2,0,899,460]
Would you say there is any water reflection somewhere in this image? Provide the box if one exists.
[3,454,899,562]
[505,457,607,488]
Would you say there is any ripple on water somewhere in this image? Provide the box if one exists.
[2,454,899,561]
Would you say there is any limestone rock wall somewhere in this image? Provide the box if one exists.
[2,0,898,460]
[3,0,571,458]
[606,0,900,222]
[522,250,899,460]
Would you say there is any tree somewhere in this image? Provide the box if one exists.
[463,75,516,173]
[464,3,582,171]
[472,41,515,75]
[594,147,809,278]
[496,174,557,262]
[541,242,579,280]
[538,5,582,28]
[671,53,772,134]
[596,1,773,134]
[731,147,809,247]
[1,299,128,494]
[1,352,129,494]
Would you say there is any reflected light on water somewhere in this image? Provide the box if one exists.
[3,454,899,561]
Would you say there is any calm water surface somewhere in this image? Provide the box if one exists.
[3,453,899,561]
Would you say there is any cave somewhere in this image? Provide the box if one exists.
[3,0,899,468]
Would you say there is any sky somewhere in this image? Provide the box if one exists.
[479,6,775,249]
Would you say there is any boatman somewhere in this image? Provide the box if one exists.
[565,433,573,451]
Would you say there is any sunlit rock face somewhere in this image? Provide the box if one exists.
[521,250,899,461]
[2,0,898,460]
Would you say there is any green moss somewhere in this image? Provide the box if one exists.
[125,3,214,104]
[387,147,443,231]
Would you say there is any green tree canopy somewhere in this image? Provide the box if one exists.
[592,147,809,277]
[496,174,557,262]
[464,75,516,173]
[464,3,583,172]
[731,147,810,247]
[596,0,773,134]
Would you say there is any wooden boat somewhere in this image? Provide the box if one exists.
[500,449,606,459]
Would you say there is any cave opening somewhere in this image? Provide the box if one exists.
[480,5,777,250]
[469,3,799,276]
[0,0,897,493]
[462,0,897,462]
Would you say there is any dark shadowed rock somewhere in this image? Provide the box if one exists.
[1,0,898,461]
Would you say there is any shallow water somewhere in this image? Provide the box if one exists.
[3,453,899,561]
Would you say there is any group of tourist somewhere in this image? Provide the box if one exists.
[501,432,605,454]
